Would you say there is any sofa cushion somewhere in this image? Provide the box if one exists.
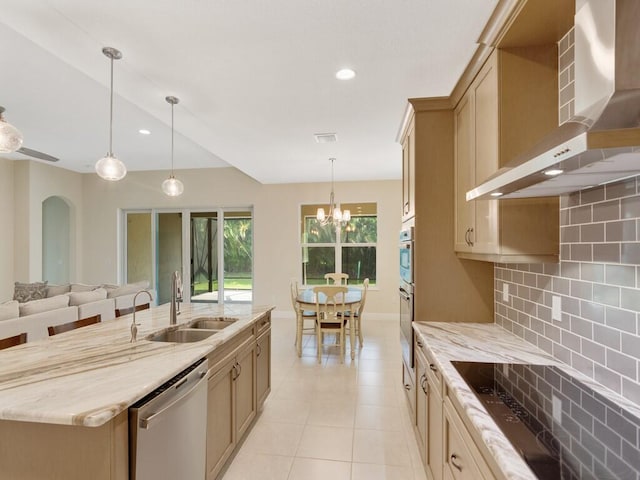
[47,283,72,297]
[0,300,19,321]
[70,283,101,292]
[13,281,48,303]
[19,295,70,317]
[105,281,150,299]
[68,288,108,306]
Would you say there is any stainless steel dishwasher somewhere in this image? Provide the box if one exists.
[129,357,208,480]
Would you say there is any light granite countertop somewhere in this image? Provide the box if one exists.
[414,322,640,480]
[0,302,273,427]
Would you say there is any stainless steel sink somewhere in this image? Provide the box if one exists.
[188,317,239,330]
[147,328,217,343]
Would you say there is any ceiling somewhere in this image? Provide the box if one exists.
[0,0,499,184]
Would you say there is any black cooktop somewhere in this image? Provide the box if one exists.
[452,361,640,480]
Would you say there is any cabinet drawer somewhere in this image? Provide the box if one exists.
[444,399,492,480]
[256,313,271,336]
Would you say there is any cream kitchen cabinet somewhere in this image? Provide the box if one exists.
[256,316,271,408]
[454,48,560,263]
[401,120,416,221]
[415,337,444,480]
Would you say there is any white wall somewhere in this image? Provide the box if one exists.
[2,162,401,315]
[81,167,401,314]
[0,158,14,298]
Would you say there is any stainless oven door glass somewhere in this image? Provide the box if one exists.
[399,285,413,369]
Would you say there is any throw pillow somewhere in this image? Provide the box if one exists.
[70,283,100,292]
[13,281,48,303]
[68,288,108,306]
[0,300,19,321]
[47,283,71,297]
[19,295,70,317]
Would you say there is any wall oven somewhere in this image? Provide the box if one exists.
[399,227,414,369]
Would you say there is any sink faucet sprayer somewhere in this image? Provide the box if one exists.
[130,290,153,343]
[170,270,183,325]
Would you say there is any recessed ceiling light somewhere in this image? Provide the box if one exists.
[335,68,356,80]
[490,192,503,197]
[139,129,151,135]
[544,169,563,176]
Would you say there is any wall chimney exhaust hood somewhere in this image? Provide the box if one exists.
[467,0,640,201]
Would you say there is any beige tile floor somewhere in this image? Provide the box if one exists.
[221,313,427,480]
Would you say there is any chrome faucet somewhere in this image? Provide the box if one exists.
[170,270,183,325]
[130,290,152,343]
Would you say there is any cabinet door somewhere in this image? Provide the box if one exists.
[454,93,474,253]
[402,361,416,424]
[471,53,499,254]
[402,123,415,221]
[256,329,271,408]
[206,357,236,480]
[415,345,428,466]
[428,380,444,480]
[235,342,257,440]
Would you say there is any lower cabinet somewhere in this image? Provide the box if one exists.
[415,337,443,480]
[413,335,497,480]
[206,312,271,480]
[443,398,493,480]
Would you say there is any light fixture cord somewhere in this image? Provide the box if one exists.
[171,101,175,175]
[108,55,114,155]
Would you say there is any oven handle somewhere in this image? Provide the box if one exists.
[399,287,411,301]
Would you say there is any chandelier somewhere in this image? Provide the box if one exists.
[316,158,350,227]
[95,47,127,181]
[161,96,184,197]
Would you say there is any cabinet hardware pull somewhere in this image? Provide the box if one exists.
[468,227,474,246]
[429,364,438,373]
[257,344,262,357]
[464,228,469,245]
[236,361,242,377]
[231,364,238,381]
[420,375,428,394]
[417,340,423,348]
[404,383,412,391]
[450,454,463,471]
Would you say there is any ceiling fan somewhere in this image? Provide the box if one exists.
[0,106,59,163]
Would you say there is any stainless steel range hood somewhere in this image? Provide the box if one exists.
[467,0,640,201]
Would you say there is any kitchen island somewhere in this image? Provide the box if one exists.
[414,322,640,480]
[0,302,273,480]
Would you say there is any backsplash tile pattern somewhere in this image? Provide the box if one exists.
[495,175,640,405]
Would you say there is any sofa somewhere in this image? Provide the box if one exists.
[0,281,155,343]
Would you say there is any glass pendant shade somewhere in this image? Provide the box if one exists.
[162,175,184,196]
[316,158,350,227]
[0,109,24,153]
[95,153,127,181]
[316,208,326,221]
[0,119,23,153]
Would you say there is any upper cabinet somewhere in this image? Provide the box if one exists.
[454,47,560,263]
[401,120,415,222]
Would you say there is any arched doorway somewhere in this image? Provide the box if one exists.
[42,196,71,284]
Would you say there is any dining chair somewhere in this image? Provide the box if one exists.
[324,273,349,285]
[290,279,316,347]
[342,278,369,347]
[115,302,150,318]
[0,332,27,350]
[48,314,101,336]
[313,285,348,363]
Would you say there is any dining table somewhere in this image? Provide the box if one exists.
[294,286,362,359]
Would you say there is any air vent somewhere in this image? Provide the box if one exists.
[314,133,337,143]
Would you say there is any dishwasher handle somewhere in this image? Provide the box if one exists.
[140,370,207,430]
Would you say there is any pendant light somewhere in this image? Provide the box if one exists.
[0,106,24,153]
[316,158,350,227]
[95,47,127,181]
[161,96,184,197]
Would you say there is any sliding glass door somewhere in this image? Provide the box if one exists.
[123,208,252,305]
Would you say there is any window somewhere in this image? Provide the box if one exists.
[300,202,376,285]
